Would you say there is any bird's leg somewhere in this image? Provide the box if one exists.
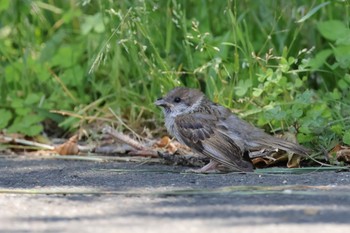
[186,160,221,173]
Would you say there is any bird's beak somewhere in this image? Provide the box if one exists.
[154,98,171,108]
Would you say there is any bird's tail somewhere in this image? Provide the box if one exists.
[256,135,310,156]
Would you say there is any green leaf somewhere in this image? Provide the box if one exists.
[291,105,303,119]
[333,45,350,69]
[330,124,342,136]
[21,114,44,127]
[25,125,44,137]
[15,108,30,116]
[11,99,30,116]
[279,57,290,72]
[294,77,304,88]
[5,62,21,83]
[336,36,350,46]
[60,66,84,87]
[94,20,106,33]
[252,87,263,97]
[81,19,93,35]
[307,49,332,70]
[0,109,12,129]
[51,45,83,68]
[24,93,41,105]
[295,90,314,104]
[234,79,252,97]
[345,74,350,84]
[7,115,44,136]
[0,0,10,12]
[317,20,350,41]
[337,79,349,91]
[39,29,67,63]
[264,105,286,121]
[11,98,23,109]
[81,13,107,35]
[62,8,82,24]
[327,89,341,100]
[343,131,350,145]
[297,132,313,143]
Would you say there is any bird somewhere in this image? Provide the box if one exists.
[155,87,309,173]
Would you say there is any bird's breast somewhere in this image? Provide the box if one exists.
[164,115,176,136]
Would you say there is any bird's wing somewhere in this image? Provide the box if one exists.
[174,113,253,172]
[215,107,310,156]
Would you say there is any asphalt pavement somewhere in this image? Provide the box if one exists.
[0,154,349,233]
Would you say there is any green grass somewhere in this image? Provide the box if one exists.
[0,0,350,159]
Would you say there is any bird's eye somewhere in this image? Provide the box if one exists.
[174,97,181,103]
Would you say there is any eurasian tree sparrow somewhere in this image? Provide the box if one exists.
[155,87,309,173]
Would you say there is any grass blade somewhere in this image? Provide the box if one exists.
[296,2,330,23]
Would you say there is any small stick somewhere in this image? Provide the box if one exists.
[0,135,93,153]
[102,126,147,151]
[0,135,54,150]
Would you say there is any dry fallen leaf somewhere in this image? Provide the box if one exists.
[251,150,300,168]
[155,136,171,148]
[251,157,274,168]
[329,144,342,159]
[153,136,191,154]
[287,154,302,168]
[54,135,79,155]
[336,146,350,164]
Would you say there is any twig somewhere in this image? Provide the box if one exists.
[51,154,162,163]
[0,135,93,153]
[102,126,148,151]
[0,135,54,150]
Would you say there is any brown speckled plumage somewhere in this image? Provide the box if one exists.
[155,87,309,173]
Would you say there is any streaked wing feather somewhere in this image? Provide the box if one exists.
[175,113,253,172]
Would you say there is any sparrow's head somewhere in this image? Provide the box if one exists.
[155,87,204,117]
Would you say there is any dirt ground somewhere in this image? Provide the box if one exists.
[0,154,349,233]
